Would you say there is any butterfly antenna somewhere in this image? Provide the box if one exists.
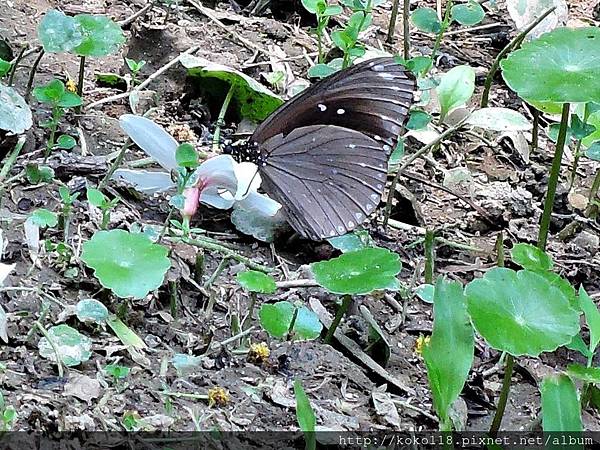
[242,166,261,197]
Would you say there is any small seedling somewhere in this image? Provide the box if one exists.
[259,300,322,341]
[410,0,485,73]
[58,185,80,242]
[125,57,146,86]
[301,0,343,64]
[105,364,130,382]
[37,324,92,367]
[0,58,11,78]
[25,164,55,184]
[0,392,16,431]
[237,270,276,342]
[33,79,81,159]
[87,187,120,229]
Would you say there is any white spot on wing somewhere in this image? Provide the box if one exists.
[337,108,345,115]
[318,104,327,111]
[347,221,354,227]
[337,226,344,233]
[373,64,385,72]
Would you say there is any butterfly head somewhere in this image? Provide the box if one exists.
[223,140,260,164]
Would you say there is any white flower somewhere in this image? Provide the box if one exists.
[112,115,281,216]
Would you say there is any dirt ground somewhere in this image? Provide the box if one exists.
[1,0,599,437]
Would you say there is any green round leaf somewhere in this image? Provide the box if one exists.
[259,301,322,340]
[56,134,77,150]
[311,248,402,295]
[0,84,33,134]
[38,324,92,366]
[501,27,600,104]
[308,62,339,79]
[73,14,126,57]
[465,268,580,356]
[451,1,485,26]
[415,283,435,303]
[293,307,323,340]
[81,229,171,299]
[436,65,475,121]
[76,298,109,323]
[411,7,441,33]
[585,142,600,161]
[327,230,374,253]
[583,111,600,147]
[406,110,433,130]
[29,208,58,228]
[259,301,294,338]
[38,9,83,53]
[236,270,277,294]
[511,243,553,271]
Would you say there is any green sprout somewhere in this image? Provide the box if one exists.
[410,0,485,74]
[0,392,17,431]
[33,79,81,159]
[125,57,146,87]
[301,0,343,64]
[58,185,80,242]
[87,187,120,230]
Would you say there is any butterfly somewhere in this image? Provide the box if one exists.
[227,57,416,241]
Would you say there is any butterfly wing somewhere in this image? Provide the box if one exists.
[251,57,416,151]
[258,125,388,240]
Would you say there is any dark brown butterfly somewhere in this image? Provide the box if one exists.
[229,57,416,241]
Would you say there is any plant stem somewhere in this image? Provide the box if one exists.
[101,210,110,230]
[35,320,65,378]
[169,280,178,319]
[570,103,590,189]
[0,136,26,184]
[424,229,435,284]
[324,295,352,344]
[7,45,27,86]
[241,292,257,332]
[386,0,400,44]
[489,354,514,437]
[495,231,504,267]
[429,0,452,69]
[45,107,61,161]
[480,6,555,108]
[24,48,44,101]
[402,0,410,60]
[537,102,570,251]
[585,169,600,219]
[531,108,539,153]
[342,0,372,69]
[179,236,273,272]
[76,55,86,112]
[203,257,230,289]
[383,118,468,228]
[212,82,236,152]
[99,138,132,190]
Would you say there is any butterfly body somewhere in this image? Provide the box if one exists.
[228,57,416,241]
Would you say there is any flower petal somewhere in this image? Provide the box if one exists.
[193,155,238,193]
[182,187,200,217]
[112,169,175,193]
[234,162,262,200]
[200,186,235,209]
[236,191,282,216]
[119,114,178,170]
